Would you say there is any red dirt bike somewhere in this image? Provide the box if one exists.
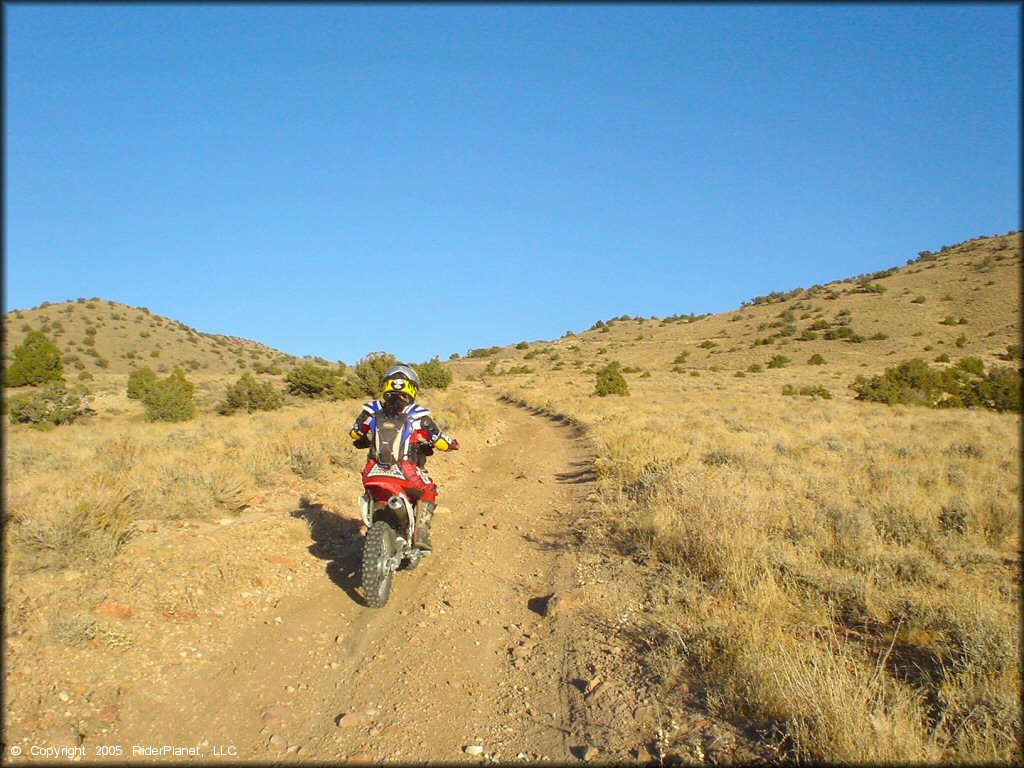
[358,473,428,608]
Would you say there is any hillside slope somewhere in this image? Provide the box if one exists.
[2,299,302,379]
[450,231,1021,395]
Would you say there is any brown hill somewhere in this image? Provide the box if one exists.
[450,231,1022,396]
[2,298,302,380]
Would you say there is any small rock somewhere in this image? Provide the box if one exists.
[343,753,374,765]
[542,590,588,618]
[19,714,41,732]
[286,745,300,755]
[582,744,598,761]
[586,681,613,701]
[261,707,286,726]
[336,712,371,728]
[464,745,484,756]
[98,705,120,724]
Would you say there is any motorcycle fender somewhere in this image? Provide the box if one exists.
[358,493,372,527]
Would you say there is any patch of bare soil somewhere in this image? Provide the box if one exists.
[3,395,764,764]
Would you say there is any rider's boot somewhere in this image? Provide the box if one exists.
[414,501,436,551]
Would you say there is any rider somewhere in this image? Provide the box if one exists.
[349,364,459,551]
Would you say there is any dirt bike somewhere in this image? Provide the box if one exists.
[358,474,428,608]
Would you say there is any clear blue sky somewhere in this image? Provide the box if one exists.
[5,4,1020,364]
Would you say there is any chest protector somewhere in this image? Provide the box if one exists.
[372,411,413,466]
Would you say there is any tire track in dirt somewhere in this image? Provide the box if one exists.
[103,394,609,763]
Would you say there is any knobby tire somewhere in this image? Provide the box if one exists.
[362,521,397,608]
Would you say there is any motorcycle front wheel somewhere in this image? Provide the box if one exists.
[361,521,398,608]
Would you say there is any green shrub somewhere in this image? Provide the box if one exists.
[968,366,1022,413]
[286,363,339,398]
[143,368,196,422]
[853,359,941,406]
[852,358,1018,411]
[807,354,827,365]
[515,341,530,350]
[852,281,886,294]
[747,363,763,373]
[767,355,791,369]
[4,331,64,387]
[699,340,718,349]
[824,325,860,341]
[413,357,452,390]
[782,384,833,399]
[126,367,159,400]
[8,383,91,426]
[218,373,284,414]
[329,376,364,401]
[594,362,629,397]
[672,351,690,364]
[353,352,398,396]
[957,357,985,377]
[466,346,501,358]
[955,334,968,349]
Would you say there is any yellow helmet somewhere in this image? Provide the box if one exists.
[381,364,419,400]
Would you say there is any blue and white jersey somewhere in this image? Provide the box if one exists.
[351,401,448,465]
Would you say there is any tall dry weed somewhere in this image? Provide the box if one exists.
[497,373,1020,762]
[12,473,135,571]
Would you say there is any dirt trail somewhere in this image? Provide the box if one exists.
[77,395,652,764]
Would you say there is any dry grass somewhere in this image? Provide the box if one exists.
[4,383,498,574]
[490,372,1020,761]
[493,370,1015,761]
[478,233,1021,763]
